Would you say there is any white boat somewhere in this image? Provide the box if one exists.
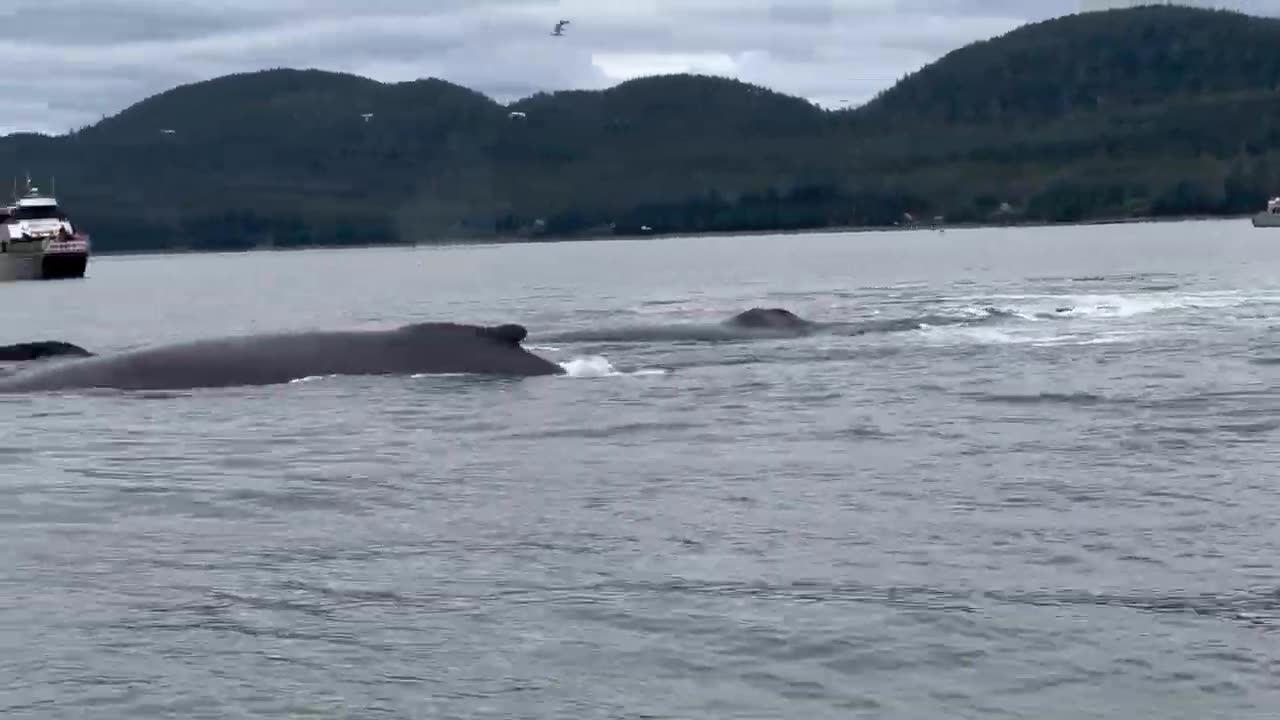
[1252,196,1280,227]
[0,177,90,281]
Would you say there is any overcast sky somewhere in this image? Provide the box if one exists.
[0,0,1274,136]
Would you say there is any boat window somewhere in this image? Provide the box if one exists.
[14,205,62,220]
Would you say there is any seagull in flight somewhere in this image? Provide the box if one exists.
[551,20,570,36]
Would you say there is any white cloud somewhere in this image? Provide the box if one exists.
[0,0,1273,135]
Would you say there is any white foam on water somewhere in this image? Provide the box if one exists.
[558,355,669,378]
[914,308,1158,346]
[560,355,616,377]
[1029,332,1144,347]
[289,374,335,384]
[916,325,1024,346]
[966,290,1278,322]
[950,327,1027,345]
[917,325,1119,347]
[1061,295,1187,319]
[525,345,562,352]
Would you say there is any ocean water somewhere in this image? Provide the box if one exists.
[2,220,1280,719]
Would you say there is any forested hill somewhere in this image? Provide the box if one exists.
[3,4,1280,252]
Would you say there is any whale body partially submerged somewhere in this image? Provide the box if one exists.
[540,306,829,343]
[0,322,563,393]
[0,340,94,362]
[724,307,816,332]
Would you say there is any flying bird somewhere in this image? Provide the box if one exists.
[551,20,570,36]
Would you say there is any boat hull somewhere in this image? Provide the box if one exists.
[41,251,88,279]
[1253,212,1280,227]
[0,249,88,281]
[0,253,42,281]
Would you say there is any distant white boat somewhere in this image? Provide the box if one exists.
[1252,196,1280,227]
[0,176,90,281]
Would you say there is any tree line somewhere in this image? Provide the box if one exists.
[1,5,1277,252]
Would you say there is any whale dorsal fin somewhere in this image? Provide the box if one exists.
[0,340,94,361]
[482,323,528,345]
[729,307,806,328]
[398,321,530,346]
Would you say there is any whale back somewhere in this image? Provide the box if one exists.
[726,307,811,330]
[478,323,528,345]
[390,322,556,375]
[395,321,527,347]
[0,322,561,393]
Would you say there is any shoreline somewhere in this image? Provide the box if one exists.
[90,211,1256,259]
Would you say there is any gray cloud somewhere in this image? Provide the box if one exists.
[0,0,1272,135]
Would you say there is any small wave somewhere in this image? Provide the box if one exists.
[987,587,1280,627]
[1219,420,1280,436]
[1030,332,1142,347]
[637,299,690,308]
[1063,272,1181,283]
[918,326,1028,346]
[507,420,703,440]
[1062,296,1183,318]
[971,290,1263,321]
[968,391,1113,406]
[852,307,1020,335]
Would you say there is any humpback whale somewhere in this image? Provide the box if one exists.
[724,307,815,331]
[0,322,563,393]
[537,303,1076,344]
[540,306,830,343]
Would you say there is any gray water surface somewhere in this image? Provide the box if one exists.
[3,220,1280,718]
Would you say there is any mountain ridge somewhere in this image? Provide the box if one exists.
[2,4,1277,252]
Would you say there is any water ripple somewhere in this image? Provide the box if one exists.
[5,226,1280,718]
